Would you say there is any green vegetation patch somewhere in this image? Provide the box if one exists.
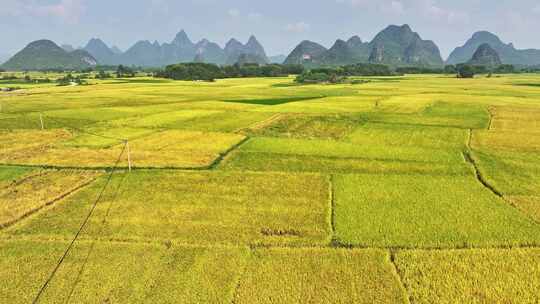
[395,249,540,303]
[0,240,248,304]
[0,166,34,183]
[234,248,408,304]
[367,102,489,129]
[223,137,469,175]
[8,170,330,246]
[333,173,540,248]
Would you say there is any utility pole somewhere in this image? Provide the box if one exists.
[40,113,44,130]
[126,141,132,172]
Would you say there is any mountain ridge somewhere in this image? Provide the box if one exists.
[447,31,540,65]
[285,24,444,67]
[2,40,97,70]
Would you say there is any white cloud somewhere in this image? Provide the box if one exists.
[0,0,85,23]
[285,22,311,33]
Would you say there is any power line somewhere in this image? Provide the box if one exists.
[32,143,127,304]
[63,171,128,304]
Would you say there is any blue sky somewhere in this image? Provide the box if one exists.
[2,0,540,59]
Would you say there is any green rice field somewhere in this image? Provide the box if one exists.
[1,73,540,303]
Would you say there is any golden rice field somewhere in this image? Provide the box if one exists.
[1,73,540,303]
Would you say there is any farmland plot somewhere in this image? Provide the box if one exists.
[333,173,540,248]
[223,129,469,175]
[394,249,540,304]
[0,128,245,169]
[0,169,100,228]
[0,240,248,304]
[7,170,331,246]
[234,248,408,304]
[245,114,363,139]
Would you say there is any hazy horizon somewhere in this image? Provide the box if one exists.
[2,0,540,60]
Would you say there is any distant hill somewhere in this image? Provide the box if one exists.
[235,53,268,65]
[283,40,328,65]
[318,36,370,66]
[1,40,97,70]
[110,46,123,54]
[195,39,227,65]
[225,36,269,65]
[61,44,75,52]
[83,38,117,65]
[447,31,540,66]
[268,55,286,64]
[367,25,443,66]
[79,31,270,67]
[468,43,502,67]
[285,24,443,67]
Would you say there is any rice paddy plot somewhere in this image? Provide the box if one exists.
[0,129,245,169]
[507,196,540,223]
[172,111,275,132]
[222,137,469,175]
[62,127,156,149]
[346,122,468,150]
[366,102,489,130]
[7,170,331,246]
[490,106,540,134]
[234,248,408,304]
[105,109,222,129]
[245,114,363,139]
[0,170,100,228]
[221,96,325,106]
[394,249,540,304]
[0,240,248,304]
[472,130,540,153]
[333,173,540,248]
[471,150,540,196]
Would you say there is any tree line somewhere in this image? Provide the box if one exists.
[155,63,305,81]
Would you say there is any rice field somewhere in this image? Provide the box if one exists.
[1,73,540,303]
